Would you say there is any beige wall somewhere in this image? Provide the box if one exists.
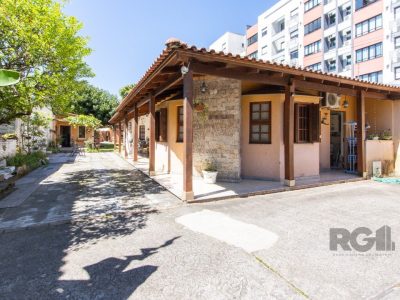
[293,96,320,177]
[155,100,184,175]
[55,121,93,146]
[393,101,400,175]
[365,99,393,136]
[241,94,284,180]
[241,94,321,180]
[365,140,394,176]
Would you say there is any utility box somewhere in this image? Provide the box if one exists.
[373,161,382,177]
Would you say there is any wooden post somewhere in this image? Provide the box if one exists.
[133,104,138,162]
[118,121,122,154]
[357,90,367,178]
[124,117,129,158]
[284,81,295,186]
[113,125,116,150]
[183,69,194,201]
[149,95,156,175]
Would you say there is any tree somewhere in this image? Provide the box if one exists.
[70,83,119,125]
[0,0,92,124]
[0,69,20,86]
[119,83,135,99]
[20,111,52,153]
[65,114,101,129]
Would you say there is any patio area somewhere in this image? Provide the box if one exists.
[125,155,362,202]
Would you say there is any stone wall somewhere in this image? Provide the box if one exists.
[192,76,241,181]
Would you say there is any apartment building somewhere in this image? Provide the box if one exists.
[219,0,400,85]
[209,32,246,56]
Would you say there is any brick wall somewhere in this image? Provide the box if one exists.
[192,76,242,181]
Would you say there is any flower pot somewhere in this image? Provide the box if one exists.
[373,136,379,140]
[202,170,218,184]
[194,103,205,112]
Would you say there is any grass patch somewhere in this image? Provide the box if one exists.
[85,148,114,153]
[6,151,48,170]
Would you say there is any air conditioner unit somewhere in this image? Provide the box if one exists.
[322,93,341,108]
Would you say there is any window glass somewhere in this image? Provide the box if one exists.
[177,106,184,142]
[250,102,271,144]
[78,126,85,139]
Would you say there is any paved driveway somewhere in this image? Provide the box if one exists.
[1,153,400,299]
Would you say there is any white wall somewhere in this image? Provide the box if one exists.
[209,32,245,56]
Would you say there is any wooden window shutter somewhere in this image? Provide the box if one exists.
[294,103,299,143]
[155,111,160,142]
[159,108,168,142]
[310,103,320,142]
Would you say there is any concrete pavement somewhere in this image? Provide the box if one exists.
[1,152,400,299]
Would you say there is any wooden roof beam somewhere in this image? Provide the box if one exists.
[191,62,289,86]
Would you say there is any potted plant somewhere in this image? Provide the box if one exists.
[368,133,379,140]
[193,98,206,112]
[202,160,218,184]
[380,130,392,140]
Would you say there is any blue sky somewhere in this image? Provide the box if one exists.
[63,1,273,98]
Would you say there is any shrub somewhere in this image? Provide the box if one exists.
[6,151,48,170]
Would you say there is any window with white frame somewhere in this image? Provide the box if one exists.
[304,18,321,35]
[304,40,321,56]
[395,67,400,80]
[327,35,336,49]
[261,27,268,37]
[395,37,400,49]
[355,14,382,37]
[290,29,299,39]
[290,8,299,17]
[358,71,383,83]
[395,6,400,16]
[343,29,352,41]
[304,0,321,12]
[344,54,352,66]
[326,11,336,27]
[327,60,336,72]
[306,62,322,71]
[355,42,382,62]
[290,50,299,60]
[261,45,268,55]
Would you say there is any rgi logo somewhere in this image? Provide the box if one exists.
[330,225,395,252]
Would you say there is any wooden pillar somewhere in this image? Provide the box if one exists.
[284,81,295,186]
[118,121,122,154]
[357,90,367,178]
[183,69,194,201]
[133,104,138,162]
[149,95,156,175]
[113,125,116,150]
[124,117,128,158]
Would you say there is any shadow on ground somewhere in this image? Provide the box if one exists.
[0,154,177,298]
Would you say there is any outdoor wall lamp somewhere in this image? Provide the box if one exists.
[200,81,207,93]
[180,65,189,75]
[343,98,349,108]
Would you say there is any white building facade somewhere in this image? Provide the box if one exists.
[209,32,246,56]
[213,0,400,85]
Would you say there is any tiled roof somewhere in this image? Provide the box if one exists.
[111,38,400,123]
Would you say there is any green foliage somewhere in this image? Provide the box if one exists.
[6,151,48,169]
[0,0,93,124]
[70,82,118,125]
[119,83,135,99]
[1,133,17,140]
[65,114,101,128]
[0,69,20,86]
